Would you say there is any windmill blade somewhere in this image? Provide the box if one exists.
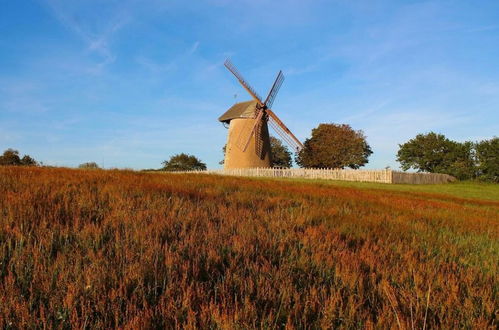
[266,109,304,152]
[234,116,257,151]
[254,118,264,158]
[237,110,264,152]
[268,117,301,152]
[224,59,263,105]
[263,70,284,109]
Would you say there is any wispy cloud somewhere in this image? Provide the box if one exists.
[466,24,499,33]
[285,63,320,76]
[41,0,131,72]
[136,40,203,75]
[0,80,49,114]
[135,56,177,74]
[188,41,200,55]
[0,126,20,145]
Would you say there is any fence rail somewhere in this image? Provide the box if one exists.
[168,168,456,184]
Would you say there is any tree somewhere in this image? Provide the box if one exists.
[475,137,498,182]
[219,145,227,165]
[162,153,206,171]
[270,137,292,168]
[396,132,476,180]
[397,132,456,172]
[444,141,476,180]
[296,123,372,169]
[79,162,100,169]
[21,155,38,166]
[0,148,38,166]
[0,149,21,166]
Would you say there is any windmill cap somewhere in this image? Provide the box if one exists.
[218,100,258,123]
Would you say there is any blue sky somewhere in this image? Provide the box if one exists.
[1,0,498,169]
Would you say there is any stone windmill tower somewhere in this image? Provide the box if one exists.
[219,59,303,169]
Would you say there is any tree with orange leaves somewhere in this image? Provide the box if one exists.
[296,123,372,169]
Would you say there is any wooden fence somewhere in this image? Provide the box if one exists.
[391,171,456,184]
[170,168,456,184]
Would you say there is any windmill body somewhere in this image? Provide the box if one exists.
[220,60,304,169]
[219,101,272,168]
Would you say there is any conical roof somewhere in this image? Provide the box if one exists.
[218,100,258,123]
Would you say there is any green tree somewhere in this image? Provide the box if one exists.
[219,145,226,165]
[296,123,372,169]
[162,153,206,171]
[475,137,498,182]
[270,137,292,168]
[78,162,100,169]
[445,141,476,180]
[0,149,21,166]
[21,155,38,166]
[0,149,38,166]
[396,132,476,180]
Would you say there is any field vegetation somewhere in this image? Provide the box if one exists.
[280,178,499,201]
[0,167,497,328]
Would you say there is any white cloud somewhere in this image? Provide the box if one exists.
[40,0,132,72]
[188,41,200,55]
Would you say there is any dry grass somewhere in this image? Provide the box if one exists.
[0,167,497,328]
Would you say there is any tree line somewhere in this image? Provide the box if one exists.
[0,149,38,166]
[2,124,497,182]
[0,149,103,169]
[397,132,498,182]
[161,123,497,182]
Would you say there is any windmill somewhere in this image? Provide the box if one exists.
[219,59,304,169]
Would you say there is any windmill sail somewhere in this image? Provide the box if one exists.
[266,109,304,152]
[237,110,264,152]
[263,71,284,109]
[224,59,263,105]
[254,119,265,159]
[234,115,257,151]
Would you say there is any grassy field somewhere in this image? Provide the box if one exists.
[278,178,499,201]
[0,167,497,328]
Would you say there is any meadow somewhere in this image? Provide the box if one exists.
[281,178,499,201]
[0,167,497,328]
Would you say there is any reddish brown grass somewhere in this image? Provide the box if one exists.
[0,167,497,328]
